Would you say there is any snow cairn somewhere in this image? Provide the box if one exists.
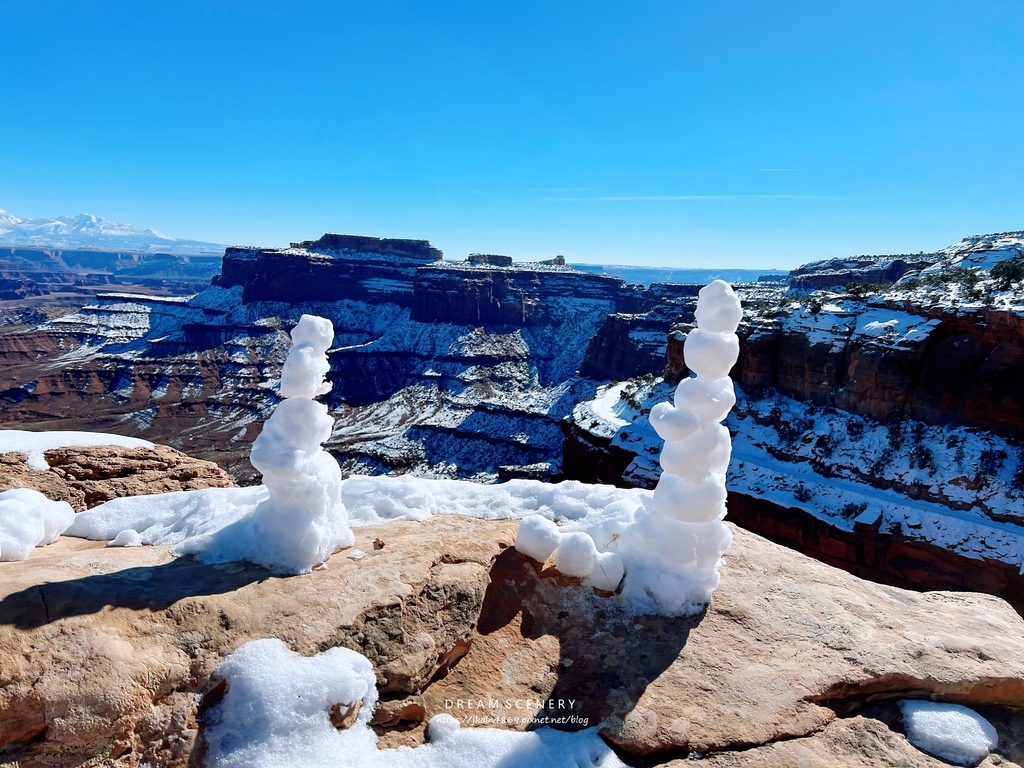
[515,280,742,615]
[248,314,354,573]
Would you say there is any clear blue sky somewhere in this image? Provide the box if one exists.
[1,0,1022,268]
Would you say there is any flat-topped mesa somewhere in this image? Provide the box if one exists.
[467,253,513,267]
[291,233,444,262]
[213,234,444,305]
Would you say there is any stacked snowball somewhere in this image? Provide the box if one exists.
[246,315,354,573]
[514,280,742,614]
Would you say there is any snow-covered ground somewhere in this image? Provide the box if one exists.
[205,638,623,768]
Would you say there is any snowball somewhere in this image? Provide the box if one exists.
[659,424,732,481]
[589,550,625,592]
[673,376,736,424]
[554,531,598,578]
[515,514,561,562]
[250,398,334,468]
[280,345,333,399]
[109,529,143,547]
[652,473,727,523]
[694,279,743,334]
[899,700,998,766]
[0,488,75,561]
[289,313,335,353]
[682,328,739,380]
[649,401,700,442]
[427,713,462,741]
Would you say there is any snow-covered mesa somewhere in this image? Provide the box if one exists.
[515,278,743,614]
[205,638,623,768]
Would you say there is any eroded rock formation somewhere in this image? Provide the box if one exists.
[0,444,234,511]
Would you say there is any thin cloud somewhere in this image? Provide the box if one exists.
[543,194,826,202]
[758,168,798,172]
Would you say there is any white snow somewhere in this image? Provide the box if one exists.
[514,514,561,562]
[612,279,741,614]
[553,531,599,578]
[70,316,354,575]
[204,638,623,768]
[0,488,75,561]
[512,279,742,614]
[0,430,154,471]
[899,700,998,766]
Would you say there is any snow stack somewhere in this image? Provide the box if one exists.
[616,279,742,613]
[247,315,354,573]
[513,280,742,611]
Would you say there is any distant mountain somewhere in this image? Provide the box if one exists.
[0,209,225,256]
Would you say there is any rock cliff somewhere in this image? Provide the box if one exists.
[1,515,1022,766]
[0,234,704,483]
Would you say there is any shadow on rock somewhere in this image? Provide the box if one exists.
[0,555,272,630]
[477,547,700,737]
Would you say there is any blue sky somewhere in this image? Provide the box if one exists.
[1,0,1021,268]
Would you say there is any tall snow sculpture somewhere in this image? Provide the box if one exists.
[513,279,742,613]
[616,279,742,614]
[248,314,354,573]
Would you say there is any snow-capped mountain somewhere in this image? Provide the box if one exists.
[0,209,224,255]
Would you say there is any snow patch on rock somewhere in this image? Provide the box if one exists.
[205,638,624,768]
[0,488,75,561]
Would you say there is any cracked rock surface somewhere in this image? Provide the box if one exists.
[1,515,1023,767]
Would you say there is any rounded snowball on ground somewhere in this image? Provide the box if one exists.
[515,514,561,562]
[554,531,598,578]
[109,529,144,547]
[589,551,625,592]
[899,700,998,766]
[682,328,739,381]
[427,713,462,742]
[695,279,743,334]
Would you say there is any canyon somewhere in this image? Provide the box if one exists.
[1,231,1022,607]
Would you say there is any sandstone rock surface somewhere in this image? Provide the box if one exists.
[1,517,1023,767]
[0,444,235,511]
[0,516,512,766]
